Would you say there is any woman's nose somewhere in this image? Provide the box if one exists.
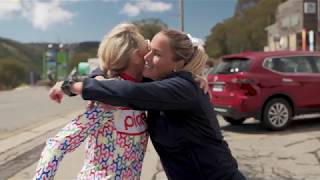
[144,51,152,61]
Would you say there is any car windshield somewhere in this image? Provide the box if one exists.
[211,58,251,74]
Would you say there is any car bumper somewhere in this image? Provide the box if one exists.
[213,105,259,119]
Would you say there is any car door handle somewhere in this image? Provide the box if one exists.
[282,78,293,82]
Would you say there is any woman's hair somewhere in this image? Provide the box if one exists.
[160,29,208,76]
[98,23,145,77]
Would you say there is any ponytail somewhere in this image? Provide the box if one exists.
[182,46,208,76]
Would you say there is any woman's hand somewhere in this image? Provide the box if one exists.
[86,101,95,110]
[99,103,117,111]
[87,101,117,111]
[194,75,211,98]
[95,75,106,81]
[49,81,64,103]
[50,75,105,104]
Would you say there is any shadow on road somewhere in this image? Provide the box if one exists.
[221,117,320,135]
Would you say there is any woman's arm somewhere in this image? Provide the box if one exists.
[71,73,199,111]
[34,106,113,180]
[49,68,105,103]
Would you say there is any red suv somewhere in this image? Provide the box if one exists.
[208,51,320,130]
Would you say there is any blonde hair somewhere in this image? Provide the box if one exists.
[160,29,208,76]
[182,46,208,76]
[98,23,145,77]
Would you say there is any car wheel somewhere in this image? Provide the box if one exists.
[224,117,246,125]
[262,98,292,130]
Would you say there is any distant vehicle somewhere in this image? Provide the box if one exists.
[69,58,100,81]
[208,51,320,130]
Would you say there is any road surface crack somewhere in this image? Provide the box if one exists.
[309,148,320,165]
[284,137,317,148]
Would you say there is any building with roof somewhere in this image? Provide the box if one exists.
[265,0,319,51]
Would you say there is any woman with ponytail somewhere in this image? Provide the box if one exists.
[52,29,245,180]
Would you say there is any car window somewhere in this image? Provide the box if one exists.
[264,56,314,73]
[313,57,320,72]
[211,58,250,74]
[207,66,217,74]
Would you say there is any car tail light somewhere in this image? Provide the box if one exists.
[231,78,257,96]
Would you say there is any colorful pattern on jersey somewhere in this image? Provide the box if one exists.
[34,103,148,180]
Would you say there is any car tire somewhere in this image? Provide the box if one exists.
[224,117,246,125]
[262,98,292,131]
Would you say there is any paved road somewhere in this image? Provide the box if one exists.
[0,86,86,137]
[221,117,320,180]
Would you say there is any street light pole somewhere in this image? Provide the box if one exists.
[179,0,184,32]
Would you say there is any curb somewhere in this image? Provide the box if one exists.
[0,110,84,166]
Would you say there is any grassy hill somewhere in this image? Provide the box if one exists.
[0,37,99,90]
[0,37,44,72]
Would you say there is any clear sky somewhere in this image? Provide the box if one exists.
[0,0,237,43]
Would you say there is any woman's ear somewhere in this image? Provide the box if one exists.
[131,49,142,64]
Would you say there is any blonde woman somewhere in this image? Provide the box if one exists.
[34,23,150,180]
[58,29,245,180]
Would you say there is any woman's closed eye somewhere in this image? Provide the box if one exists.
[154,52,161,57]
[152,50,161,57]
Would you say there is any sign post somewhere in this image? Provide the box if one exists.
[309,30,314,52]
[57,44,68,80]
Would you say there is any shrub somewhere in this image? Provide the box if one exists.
[0,59,28,89]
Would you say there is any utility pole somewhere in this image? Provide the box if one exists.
[179,0,184,32]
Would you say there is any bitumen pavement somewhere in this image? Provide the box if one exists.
[0,109,167,180]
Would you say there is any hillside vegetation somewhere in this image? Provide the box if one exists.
[205,0,287,58]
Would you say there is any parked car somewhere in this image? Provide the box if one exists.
[208,51,320,130]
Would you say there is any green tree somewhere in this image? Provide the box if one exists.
[0,59,28,89]
[0,37,44,75]
[68,42,99,72]
[205,22,230,58]
[205,0,287,58]
[133,18,168,40]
